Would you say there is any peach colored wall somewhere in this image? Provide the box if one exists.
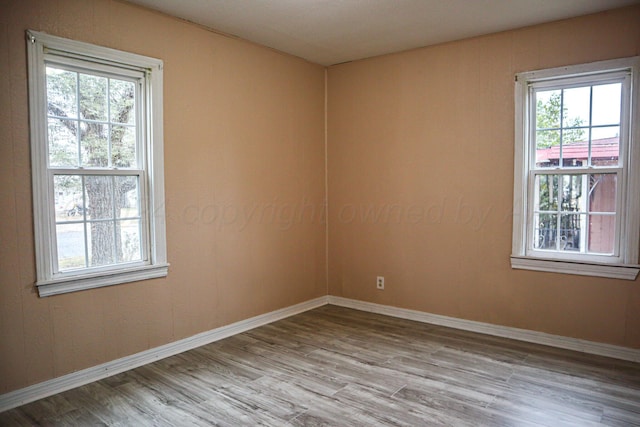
[2,0,640,400]
[0,0,326,394]
[327,6,640,349]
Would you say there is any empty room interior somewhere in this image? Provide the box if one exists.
[2,0,640,425]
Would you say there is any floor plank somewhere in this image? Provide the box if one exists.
[1,305,639,426]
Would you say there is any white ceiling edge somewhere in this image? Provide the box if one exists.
[123,0,640,66]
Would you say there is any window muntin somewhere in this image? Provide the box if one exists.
[28,30,168,296]
[511,57,640,279]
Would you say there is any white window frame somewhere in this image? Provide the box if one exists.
[27,30,168,296]
[511,57,640,280]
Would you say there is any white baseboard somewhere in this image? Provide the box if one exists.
[3,294,639,413]
[0,296,328,413]
[327,296,640,363]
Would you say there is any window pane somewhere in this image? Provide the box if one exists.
[589,174,616,213]
[534,213,557,250]
[110,79,136,125]
[88,221,115,267]
[111,125,137,167]
[56,222,86,270]
[54,175,83,222]
[46,67,77,119]
[85,176,114,220]
[79,73,107,121]
[536,90,561,129]
[559,214,585,252]
[561,175,586,213]
[591,127,619,167]
[563,87,590,128]
[117,219,142,262]
[592,125,620,140]
[534,175,558,211]
[561,128,587,167]
[560,175,587,212]
[536,129,560,149]
[48,118,78,167]
[592,83,621,126]
[588,214,615,254]
[80,122,109,167]
[115,176,140,218]
[535,130,560,167]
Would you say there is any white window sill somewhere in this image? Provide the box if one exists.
[510,256,639,280]
[36,263,169,297]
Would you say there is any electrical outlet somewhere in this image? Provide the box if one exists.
[376,276,384,290]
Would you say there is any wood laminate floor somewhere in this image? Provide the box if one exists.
[1,305,639,426]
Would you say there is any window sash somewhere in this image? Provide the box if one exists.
[47,169,151,278]
[526,171,622,259]
[528,75,630,171]
[44,60,146,171]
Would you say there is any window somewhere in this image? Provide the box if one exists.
[27,30,168,296]
[511,57,640,280]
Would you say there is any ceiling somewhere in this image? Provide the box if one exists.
[124,0,640,66]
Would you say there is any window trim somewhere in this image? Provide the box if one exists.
[511,57,640,280]
[27,30,168,296]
